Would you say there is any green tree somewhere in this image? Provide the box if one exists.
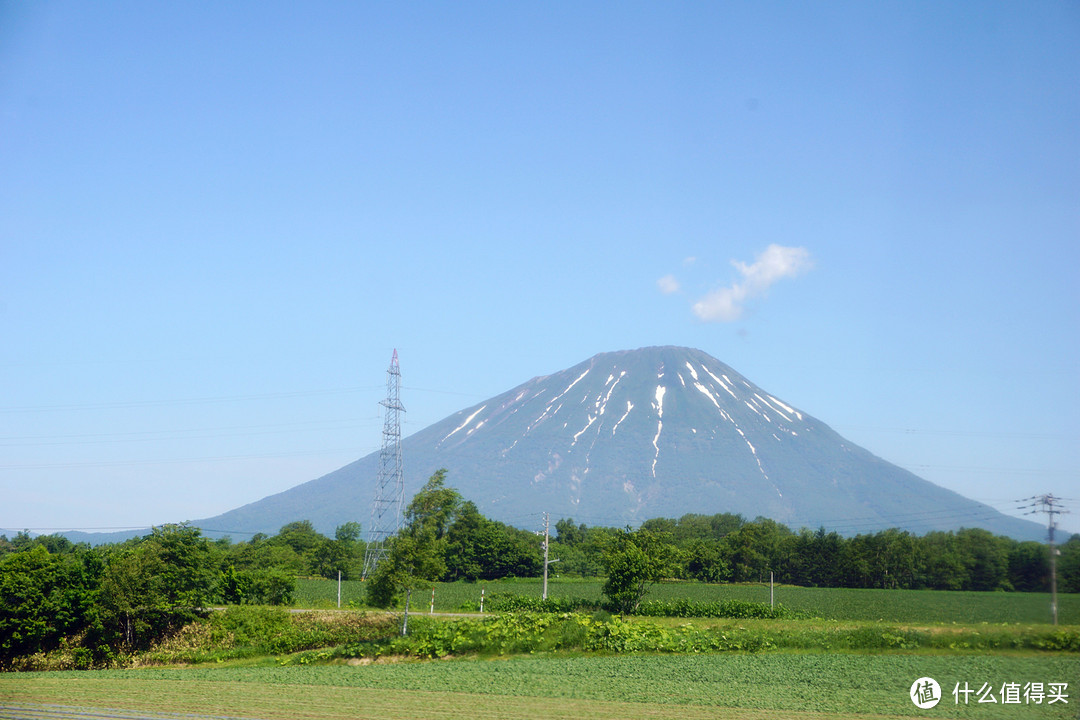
[0,545,96,666]
[1058,534,1080,594]
[682,539,730,583]
[274,520,323,554]
[445,502,541,580]
[916,531,966,590]
[367,469,461,608]
[782,527,844,587]
[720,518,790,583]
[956,528,1011,591]
[1007,540,1048,592]
[552,520,612,576]
[97,524,216,650]
[554,518,588,546]
[546,542,598,577]
[236,540,303,576]
[0,535,14,560]
[217,562,295,606]
[269,520,331,576]
[601,527,677,613]
[332,521,366,579]
[305,523,366,580]
[640,517,677,536]
[99,544,163,648]
[444,501,490,581]
[400,469,461,539]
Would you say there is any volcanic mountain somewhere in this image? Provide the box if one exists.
[194,346,1044,540]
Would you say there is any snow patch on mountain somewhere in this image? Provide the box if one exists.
[766,393,802,421]
[597,371,624,416]
[694,382,722,410]
[755,393,792,422]
[612,400,633,435]
[704,367,738,399]
[441,405,487,444]
[743,400,770,422]
[562,369,590,397]
[651,385,666,477]
[572,414,597,445]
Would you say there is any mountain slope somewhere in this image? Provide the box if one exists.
[192,347,1045,541]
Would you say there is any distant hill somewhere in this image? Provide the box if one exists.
[175,346,1044,542]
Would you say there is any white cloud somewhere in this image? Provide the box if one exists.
[692,244,812,322]
[657,274,681,294]
[692,286,745,322]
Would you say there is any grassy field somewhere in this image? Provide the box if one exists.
[3,582,1075,719]
[3,653,1076,719]
[298,576,1079,624]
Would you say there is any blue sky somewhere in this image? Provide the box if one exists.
[2,1,1077,536]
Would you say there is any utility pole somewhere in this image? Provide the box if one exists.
[537,512,559,601]
[1019,494,1070,625]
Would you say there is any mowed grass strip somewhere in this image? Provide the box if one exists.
[3,654,1076,719]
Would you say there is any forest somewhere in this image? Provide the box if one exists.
[2,470,1078,668]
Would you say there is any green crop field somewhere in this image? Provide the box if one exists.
[297,577,1079,625]
[3,653,1076,719]
[5,580,1074,719]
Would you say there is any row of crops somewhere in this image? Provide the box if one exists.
[295,576,1079,624]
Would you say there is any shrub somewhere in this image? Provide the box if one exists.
[485,593,599,613]
[635,598,798,619]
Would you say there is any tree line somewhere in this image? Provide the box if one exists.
[361,471,1079,606]
[2,469,1078,666]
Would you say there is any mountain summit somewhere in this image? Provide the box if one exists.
[197,347,1043,540]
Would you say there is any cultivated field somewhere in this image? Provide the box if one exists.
[3,653,1077,719]
[297,576,1080,624]
[3,582,1076,719]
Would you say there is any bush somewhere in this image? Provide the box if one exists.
[482,593,800,619]
[341,611,781,660]
[635,598,798,619]
[485,593,599,613]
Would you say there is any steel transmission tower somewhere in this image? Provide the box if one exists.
[362,350,405,580]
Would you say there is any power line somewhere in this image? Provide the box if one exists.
[0,417,376,447]
[401,385,484,398]
[0,385,383,414]
[836,424,1070,441]
[0,446,362,471]
[907,463,1049,476]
